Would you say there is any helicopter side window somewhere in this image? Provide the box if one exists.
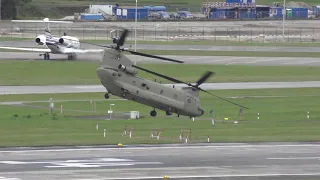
[160,90,163,94]
[141,83,147,87]
[187,99,191,103]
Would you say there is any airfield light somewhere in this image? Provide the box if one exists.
[109,104,115,119]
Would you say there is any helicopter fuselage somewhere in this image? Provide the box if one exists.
[97,66,205,117]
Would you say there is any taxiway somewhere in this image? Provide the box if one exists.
[0,143,319,179]
[2,41,320,52]
[0,52,320,66]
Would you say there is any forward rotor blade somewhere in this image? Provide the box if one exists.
[200,88,249,109]
[117,29,129,47]
[126,50,184,63]
[133,65,189,84]
[195,71,214,87]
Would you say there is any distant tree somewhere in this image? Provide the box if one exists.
[1,0,31,19]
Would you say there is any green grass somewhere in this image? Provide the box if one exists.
[0,88,320,147]
[138,50,320,57]
[1,61,320,85]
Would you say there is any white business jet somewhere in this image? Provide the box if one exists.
[0,18,104,60]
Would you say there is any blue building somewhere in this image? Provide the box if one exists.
[255,5,270,18]
[287,7,308,19]
[270,7,283,18]
[115,7,149,20]
[208,7,237,19]
[80,14,104,21]
[312,6,320,17]
[226,0,256,3]
[238,8,256,19]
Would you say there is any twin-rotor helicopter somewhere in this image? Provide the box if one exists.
[88,29,248,118]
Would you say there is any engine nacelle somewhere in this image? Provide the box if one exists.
[118,64,137,75]
[59,38,69,45]
[35,35,46,45]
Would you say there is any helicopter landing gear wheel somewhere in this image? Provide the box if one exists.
[166,111,172,116]
[104,93,109,99]
[150,110,157,117]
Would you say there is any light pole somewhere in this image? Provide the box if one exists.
[109,104,115,119]
[134,0,137,65]
[282,0,286,42]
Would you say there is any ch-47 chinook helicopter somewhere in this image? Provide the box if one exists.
[90,29,248,118]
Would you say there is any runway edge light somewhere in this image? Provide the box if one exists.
[164,175,169,179]
[117,143,123,147]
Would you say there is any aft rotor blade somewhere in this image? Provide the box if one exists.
[200,88,249,109]
[134,65,248,109]
[126,50,184,63]
[133,65,190,85]
[195,71,214,87]
[117,29,129,47]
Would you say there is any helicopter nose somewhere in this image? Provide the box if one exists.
[198,107,204,116]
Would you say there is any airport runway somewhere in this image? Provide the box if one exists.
[1,81,320,95]
[0,143,319,179]
[2,41,320,52]
[1,52,320,66]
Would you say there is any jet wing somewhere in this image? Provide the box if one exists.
[0,46,51,53]
[63,48,104,54]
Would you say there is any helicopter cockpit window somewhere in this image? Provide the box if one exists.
[187,99,191,103]
[141,83,147,87]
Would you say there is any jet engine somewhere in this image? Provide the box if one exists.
[59,38,70,46]
[35,35,46,45]
[118,64,137,75]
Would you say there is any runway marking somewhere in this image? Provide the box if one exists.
[0,177,20,180]
[267,157,320,160]
[69,173,320,179]
[0,158,163,168]
[1,144,320,153]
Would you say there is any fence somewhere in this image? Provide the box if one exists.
[1,22,320,43]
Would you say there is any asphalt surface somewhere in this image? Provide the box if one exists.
[2,40,320,52]
[0,143,319,179]
[1,81,320,95]
[1,52,320,66]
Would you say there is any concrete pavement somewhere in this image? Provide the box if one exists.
[0,143,319,179]
[1,52,320,66]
